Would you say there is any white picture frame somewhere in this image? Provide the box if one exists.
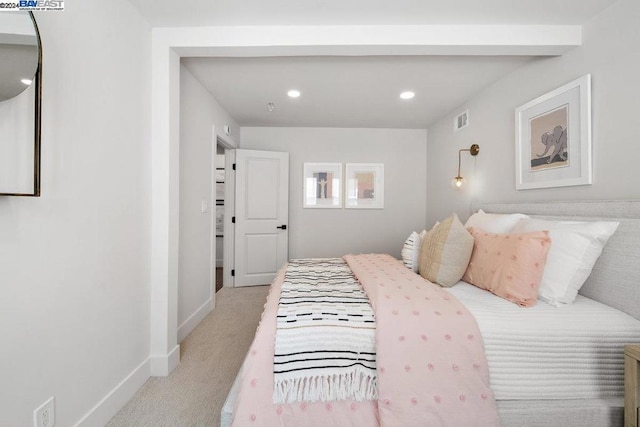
[303,162,343,208]
[515,74,592,190]
[345,163,384,209]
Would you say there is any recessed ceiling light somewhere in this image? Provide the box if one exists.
[21,78,32,85]
[287,89,301,98]
[400,91,415,100]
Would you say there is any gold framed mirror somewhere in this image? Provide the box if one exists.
[0,11,42,197]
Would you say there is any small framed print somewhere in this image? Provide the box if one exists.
[303,163,342,208]
[345,163,384,209]
[515,75,592,190]
[215,168,225,201]
[215,202,224,237]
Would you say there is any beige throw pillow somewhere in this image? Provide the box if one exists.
[419,214,474,287]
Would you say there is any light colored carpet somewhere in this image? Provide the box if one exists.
[107,285,270,427]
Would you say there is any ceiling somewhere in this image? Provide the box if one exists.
[128,0,616,27]
[182,55,533,129]
[129,0,618,129]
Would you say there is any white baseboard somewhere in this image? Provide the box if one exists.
[177,296,214,343]
[150,344,180,376]
[73,358,150,427]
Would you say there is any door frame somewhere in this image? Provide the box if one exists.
[222,148,236,288]
[212,131,237,290]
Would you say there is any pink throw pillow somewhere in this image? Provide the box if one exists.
[463,227,551,307]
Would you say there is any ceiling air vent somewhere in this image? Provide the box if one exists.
[454,110,469,132]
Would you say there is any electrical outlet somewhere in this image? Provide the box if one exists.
[33,396,55,427]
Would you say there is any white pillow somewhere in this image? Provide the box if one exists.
[512,218,619,306]
[401,230,426,273]
[464,209,530,234]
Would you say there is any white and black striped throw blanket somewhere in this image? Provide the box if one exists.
[273,258,377,404]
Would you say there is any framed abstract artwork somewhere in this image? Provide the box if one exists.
[345,163,384,209]
[515,74,592,190]
[303,163,342,208]
[215,203,224,237]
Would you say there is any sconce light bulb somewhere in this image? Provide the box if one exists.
[451,176,464,189]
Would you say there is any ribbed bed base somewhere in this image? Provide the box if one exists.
[221,370,623,427]
[497,398,622,427]
[221,371,241,427]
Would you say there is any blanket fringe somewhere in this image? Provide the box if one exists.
[273,368,378,404]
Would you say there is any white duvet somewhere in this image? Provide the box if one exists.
[447,281,640,400]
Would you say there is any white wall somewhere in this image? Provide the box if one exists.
[241,127,427,258]
[0,2,152,426]
[178,65,239,341]
[425,0,640,225]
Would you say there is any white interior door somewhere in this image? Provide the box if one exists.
[234,149,289,286]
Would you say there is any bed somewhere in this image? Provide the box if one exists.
[222,200,640,426]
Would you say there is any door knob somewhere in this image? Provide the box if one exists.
[276,225,287,230]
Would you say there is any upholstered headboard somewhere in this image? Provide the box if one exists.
[476,200,640,321]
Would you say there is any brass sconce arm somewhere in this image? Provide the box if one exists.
[452,144,480,188]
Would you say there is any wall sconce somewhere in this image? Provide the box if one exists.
[452,144,480,189]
